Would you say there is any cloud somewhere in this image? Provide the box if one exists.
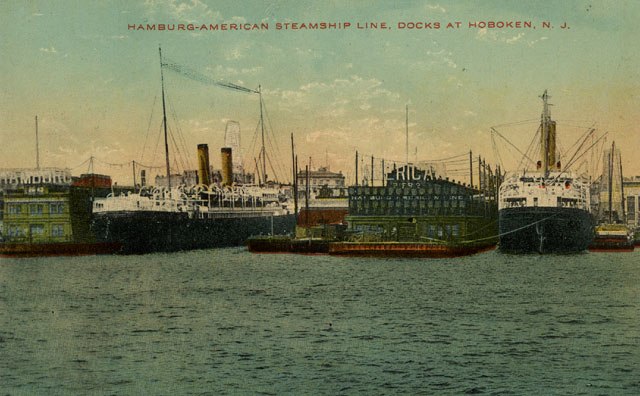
[144,0,221,22]
[527,36,549,47]
[206,64,263,80]
[506,33,525,44]
[294,47,322,59]
[425,4,447,13]
[271,75,402,119]
[476,29,532,46]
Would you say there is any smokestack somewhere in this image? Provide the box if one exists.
[197,144,211,185]
[140,170,146,187]
[221,147,233,186]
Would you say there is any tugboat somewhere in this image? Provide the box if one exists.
[498,91,594,253]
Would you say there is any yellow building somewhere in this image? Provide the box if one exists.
[2,185,73,243]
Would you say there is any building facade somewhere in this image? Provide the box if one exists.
[0,169,112,244]
[623,176,640,228]
[2,185,73,243]
[297,167,346,190]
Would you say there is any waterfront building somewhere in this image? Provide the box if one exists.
[345,164,499,243]
[623,176,640,227]
[0,169,112,244]
[2,185,73,243]
[297,166,346,191]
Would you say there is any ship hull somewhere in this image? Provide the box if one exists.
[588,237,635,252]
[0,242,121,258]
[499,207,594,254]
[91,211,297,254]
[327,241,496,258]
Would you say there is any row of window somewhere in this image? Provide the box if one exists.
[351,198,469,210]
[5,224,66,237]
[5,203,66,216]
[352,207,482,217]
[352,222,462,240]
[350,185,469,196]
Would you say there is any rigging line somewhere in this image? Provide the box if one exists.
[151,121,164,171]
[491,132,505,171]
[69,157,92,170]
[520,126,540,172]
[490,119,539,129]
[491,127,536,168]
[376,152,469,166]
[261,99,288,181]
[168,126,188,173]
[161,58,259,94]
[549,132,609,184]
[265,152,279,184]
[167,99,193,171]
[140,93,158,164]
[247,117,261,163]
[91,156,128,167]
[265,126,288,182]
[462,219,499,237]
[265,136,284,182]
[563,125,596,158]
[561,128,596,172]
[135,161,165,170]
[462,212,561,244]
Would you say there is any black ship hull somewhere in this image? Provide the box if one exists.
[499,207,594,254]
[91,211,296,254]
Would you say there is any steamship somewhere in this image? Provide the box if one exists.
[91,145,295,254]
[90,48,296,254]
[498,91,594,253]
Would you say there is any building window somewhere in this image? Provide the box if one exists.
[51,224,65,237]
[428,224,436,238]
[50,203,65,214]
[29,204,44,215]
[8,225,26,237]
[8,204,22,214]
[627,196,635,216]
[30,224,44,236]
[452,224,460,237]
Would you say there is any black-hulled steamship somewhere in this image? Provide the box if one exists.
[91,144,295,254]
[90,47,295,254]
[498,91,594,253]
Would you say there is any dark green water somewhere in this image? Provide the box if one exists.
[1,249,639,395]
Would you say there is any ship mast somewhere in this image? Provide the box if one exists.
[159,46,172,191]
[259,85,267,185]
[608,141,614,223]
[405,104,409,166]
[35,115,40,169]
[619,141,626,223]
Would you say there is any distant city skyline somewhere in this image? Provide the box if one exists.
[1,0,639,185]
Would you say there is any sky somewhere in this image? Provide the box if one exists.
[1,0,639,185]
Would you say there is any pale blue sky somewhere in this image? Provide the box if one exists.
[1,0,639,183]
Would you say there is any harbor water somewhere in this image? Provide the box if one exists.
[1,249,639,394]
